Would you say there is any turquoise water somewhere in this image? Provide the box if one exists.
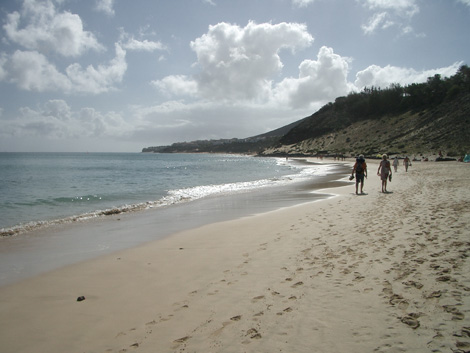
[0,153,327,234]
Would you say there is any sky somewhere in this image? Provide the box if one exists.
[0,0,469,152]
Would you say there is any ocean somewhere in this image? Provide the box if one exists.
[0,152,350,285]
[0,152,343,235]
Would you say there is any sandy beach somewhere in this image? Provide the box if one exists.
[0,159,469,353]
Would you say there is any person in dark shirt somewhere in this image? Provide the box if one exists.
[351,154,367,195]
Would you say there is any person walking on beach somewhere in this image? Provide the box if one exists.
[393,156,399,172]
[377,154,392,193]
[351,154,367,195]
[403,156,410,172]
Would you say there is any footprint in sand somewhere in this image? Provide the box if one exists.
[174,336,191,343]
[402,280,423,289]
[246,328,262,339]
[353,273,365,281]
[425,290,442,298]
[382,280,393,296]
[252,295,265,303]
[291,281,304,288]
[436,275,455,282]
[443,305,465,320]
[400,314,420,329]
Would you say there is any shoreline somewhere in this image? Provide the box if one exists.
[0,159,350,287]
[0,155,343,237]
[0,160,469,352]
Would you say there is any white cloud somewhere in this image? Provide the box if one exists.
[457,0,470,6]
[361,12,393,34]
[95,0,115,16]
[65,43,128,94]
[360,0,419,35]
[0,99,131,140]
[154,25,359,111]
[3,0,104,57]
[121,38,165,51]
[292,0,315,7]
[167,21,314,102]
[0,44,127,94]
[354,62,463,90]
[273,46,354,109]
[119,31,166,52]
[362,0,419,16]
[151,75,198,97]
[0,54,8,81]
[203,0,216,6]
[7,50,71,92]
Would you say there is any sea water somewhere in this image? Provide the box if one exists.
[0,152,336,235]
[0,152,350,286]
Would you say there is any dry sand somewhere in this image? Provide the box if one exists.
[0,160,469,353]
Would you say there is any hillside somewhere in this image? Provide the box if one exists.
[143,65,470,158]
[261,92,470,159]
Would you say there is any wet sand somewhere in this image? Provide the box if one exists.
[0,159,469,352]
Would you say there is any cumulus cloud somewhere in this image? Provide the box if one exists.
[7,50,71,91]
[154,23,357,111]
[155,21,313,102]
[193,21,313,101]
[3,0,104,57]
[354,62,463,90]
[154,24,363,111]
[0,99,131,140]
[273,46,354,109]
[0,44,127,93]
